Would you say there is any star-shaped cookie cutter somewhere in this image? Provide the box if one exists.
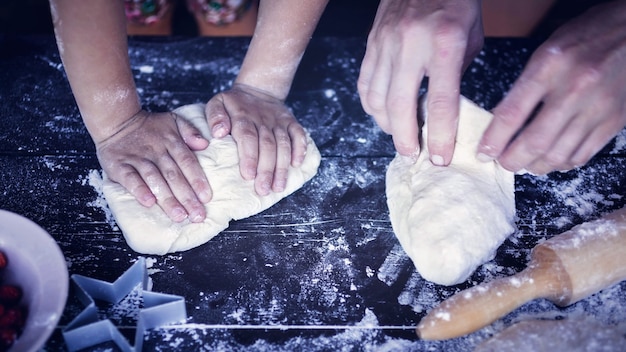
[62,257,187,351]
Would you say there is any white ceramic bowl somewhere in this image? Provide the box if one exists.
[0,210,68,352]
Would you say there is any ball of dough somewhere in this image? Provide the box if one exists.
[386,96,515,285]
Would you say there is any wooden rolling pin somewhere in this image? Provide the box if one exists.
[417,206,626,340]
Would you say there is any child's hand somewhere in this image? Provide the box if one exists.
[205,83,308,196]
[96,110,212,223]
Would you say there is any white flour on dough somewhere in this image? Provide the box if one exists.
[386,96,515,286]
[103,104,321,255]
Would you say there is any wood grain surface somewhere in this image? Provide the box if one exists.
[1,35,625,351]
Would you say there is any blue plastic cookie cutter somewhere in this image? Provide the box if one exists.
[62,257,187,351]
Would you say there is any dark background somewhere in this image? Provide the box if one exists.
[0,0,614,39]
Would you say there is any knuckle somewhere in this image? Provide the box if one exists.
[535,43,565,64]
[274,171,289,187]
[190,178,208,192]
[208,111,228,123]
[524,137,551,157]
[232,118,253,130]
[233,120,257,140]
[357,77,371,96]
[176,152,198,168]
[139,163,161,183]
[396,19,419,38]
[376,23,400,40]
[163,170,179,182]
[182,196,202,209]
[275,131,291,149]
[162,197,183,212]
[356,76,371,103]
[366,90,387,114]
[258,127,276,149]
[277,111,294,123]
[533,44,568,78]
[494,104,526,127]
[433,22,466,46]
[287,121,306,136]
[162,167,181,182]
[387,94,416,113]
[570,66,602,94]
[542,152,568,168]
[108,163,135,180]
[118,170,141,185]
[259,135,276,149]
[427,94,454,118]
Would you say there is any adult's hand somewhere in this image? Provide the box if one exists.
[96,110,212,223]
[205,83,308,196]
[478,1,626,174]
[358,0,483,165]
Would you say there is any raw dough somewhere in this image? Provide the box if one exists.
[102,104,321,255]
[474,318,626,352]
[386,96,515,286]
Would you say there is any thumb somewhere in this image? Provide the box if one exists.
[205,95,232,138]
[174,113,209,151]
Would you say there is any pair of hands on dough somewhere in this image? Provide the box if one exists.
[97,83,306,224]
[359,0,626,174]
[49,0,324,225]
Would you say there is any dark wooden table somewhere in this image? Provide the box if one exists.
[1,35,625,351]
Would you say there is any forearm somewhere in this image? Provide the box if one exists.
[50,0,141,143]
[235,0,329,100]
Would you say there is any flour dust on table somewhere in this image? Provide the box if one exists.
[101,104,321,255]
[474,318,626,351]
[386,96,516,286]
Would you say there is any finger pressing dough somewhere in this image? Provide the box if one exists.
[102,104,321,255]
[386,96,515,286]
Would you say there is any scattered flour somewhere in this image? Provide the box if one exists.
[610,129,626,154]
[68,38,626,350]
[85,169,118,230]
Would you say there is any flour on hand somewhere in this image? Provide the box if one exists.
[103,104,321,255]
[386,96,515,286]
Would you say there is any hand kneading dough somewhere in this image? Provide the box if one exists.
[386,96,515,286]
[102,104,321,255]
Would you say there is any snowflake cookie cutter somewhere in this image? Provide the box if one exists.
[62,257,187,351]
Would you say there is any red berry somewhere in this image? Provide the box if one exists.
[0,307,23,329]
[0,327,16,349]
[0,286,21,306]
[0,252,7,271]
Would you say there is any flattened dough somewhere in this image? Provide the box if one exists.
[103,104,321,255]
[386,96,515,286]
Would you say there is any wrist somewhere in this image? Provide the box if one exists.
[72,82,142,143]
[92,108,147,146]
[233,75,292,101]
[81,101,143,144]
[234,54,299,100]
[231,82,286,103]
